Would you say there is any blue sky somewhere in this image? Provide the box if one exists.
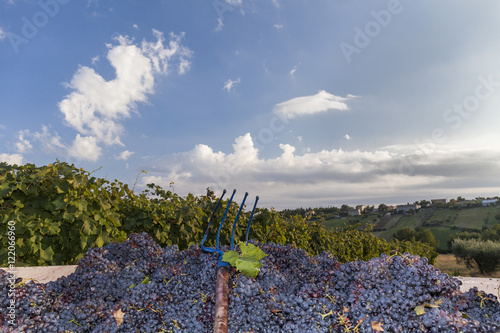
[1,0,500,209]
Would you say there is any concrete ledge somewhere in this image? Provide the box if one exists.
[1,266,77,284]
[456,277,500,298]
[1,267,499,298]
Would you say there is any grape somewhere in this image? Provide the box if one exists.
[0,232,498,332]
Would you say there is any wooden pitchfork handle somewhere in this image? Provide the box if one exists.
[214,265,230,333]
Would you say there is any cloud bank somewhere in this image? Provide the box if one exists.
[141,133,500,209]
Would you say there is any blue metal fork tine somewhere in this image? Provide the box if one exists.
[216,189,236,250]
[230,192,249,250]
[200,189,226,249]
[245,196,259,244]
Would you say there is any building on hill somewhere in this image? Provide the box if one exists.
[431,199,447,206]
[355,205,366,212]
[348,209,361,216]
[396,203,421,213]
[387,205,397,211]
[482,199,498,206]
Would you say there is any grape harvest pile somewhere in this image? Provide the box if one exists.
[1,233,499,332]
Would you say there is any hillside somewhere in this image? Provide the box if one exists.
[320,205,500,252]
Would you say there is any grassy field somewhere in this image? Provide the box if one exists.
[427,226,458,250]
[433,254,500,278]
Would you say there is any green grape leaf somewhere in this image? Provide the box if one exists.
[239,242,267,261]
[140,276,150,285]
[235,257,262,278]
[40,246,55,263]
[222,242,267,278]
[222,250,240,267]
[95,234,105,248]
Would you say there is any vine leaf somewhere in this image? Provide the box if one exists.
[222,250,239,267]
[222,242,267,278]
[371,320,384,332]
[113,308,125,328]
[414,299,443,315]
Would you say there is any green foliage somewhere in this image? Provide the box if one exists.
[378,204,388,214]
[447,224,500,250]
[451,238,500,274]
[1,161,437,267]
[249,211,437,264]
[0,161,128,266]
[481,224,500,242]
[392,227,438,249]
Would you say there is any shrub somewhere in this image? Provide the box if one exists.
[451,238,500,274]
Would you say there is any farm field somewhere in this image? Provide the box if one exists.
[427,226,458,251]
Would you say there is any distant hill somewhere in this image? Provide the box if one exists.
[281,198,500,253]
[284,203,500,253]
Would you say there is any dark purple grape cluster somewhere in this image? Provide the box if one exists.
[0,233,498,332]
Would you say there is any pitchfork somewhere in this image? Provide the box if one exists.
[200,189,259,333]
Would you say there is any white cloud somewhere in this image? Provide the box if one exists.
[223,77,241,92]
[141,30,192,75]
[273,90,353,119]
[178,57,191,75]
[141,134,500,209]
[133,24,139,29]
[345,134,351,140]
[68,135,102,161]
[58,30,192,160]
[32,126,67,154]
[115,150,134,160]
[215,18,224,32]
[224,0,242,6]
[289,66,297,75]
[12,126,66,157]
[0,27,6,41]
[91,55,100,64]
[0,153,23,165]
[274,24,283,30]
[15,130,32,154]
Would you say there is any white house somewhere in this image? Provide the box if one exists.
[396,203,421,213]
[482,199,498,206]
